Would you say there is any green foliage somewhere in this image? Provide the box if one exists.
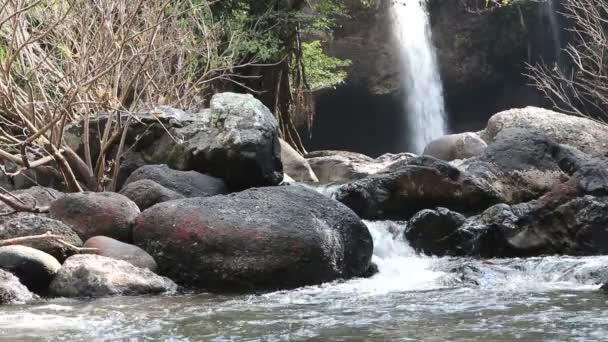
[301,40,351,91]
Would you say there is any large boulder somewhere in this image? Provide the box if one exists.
[460,128,570,203]
[306,150,415,183]
[423,132,487,161]
[480,107,608,155]
[0,216,82,262]
[50,192,140,242]
[49,254,176,298]
[280,139,318,182]
[0,245,61,293]
[83,236,157,271]
[0,270,34,304]
[133,185,373,292]
[66,93,283,190]
[409,160,608,258]
[121,164,228,198]
[119,179,184,211]
[405,208,467,256]
[335,156,503,220]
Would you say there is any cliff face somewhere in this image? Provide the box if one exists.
[307,0,555,155]
[325,0,538,98]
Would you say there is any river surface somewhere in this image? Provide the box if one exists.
[0,221,607,341]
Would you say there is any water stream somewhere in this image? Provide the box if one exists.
[390,0,447,153]
[1,220,607,341]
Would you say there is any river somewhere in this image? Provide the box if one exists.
[0,221,607,341]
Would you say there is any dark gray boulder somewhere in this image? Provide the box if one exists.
[335,156,502,220]
[119,179,184,211]
[49,254,176,298]
[83,236,157,271]
[0,245,61,293]
[0,270,34,304]
[405,208,467,256]
[0,216,82,262]
[66,93,283,190]
[121,164,227,198]
[50,192,140,242]
[133,185,373,292]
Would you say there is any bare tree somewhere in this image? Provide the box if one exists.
[528,0,608,121]
[0,0,254,194]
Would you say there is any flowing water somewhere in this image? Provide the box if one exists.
[543,0,562,66]
[390,0,447,153]
[1,220,607,341]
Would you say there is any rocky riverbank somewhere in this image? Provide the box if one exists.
[1,94,608,304]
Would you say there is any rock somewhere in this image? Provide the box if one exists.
[66,93,283,190]
[480,107,608,155]
[121,164,227,198]
[133,185,373,292]
[307,150,415,183]
[423,132,487,161]
[83,236,157,271]
[406,208,467,256]
[119,179,185,211]
[0,245,61,293]
[0,160,64,192]
[461,128,570,203]
[0,187,63,226]
[49,254,176,298]
[280,139,318,182]
[0,270,34,304]
[50,192,140,242]
[335,156,502,220]
[0,216,82,262]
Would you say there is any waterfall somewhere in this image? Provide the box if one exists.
[390,0,447,153]
[543,0,562,66]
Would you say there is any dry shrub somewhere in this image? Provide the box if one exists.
[0,0,252,194]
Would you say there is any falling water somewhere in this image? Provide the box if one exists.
[544,0,562,66]
[390,0,447,153]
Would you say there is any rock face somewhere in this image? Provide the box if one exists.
[66,93,283,190]
[0,216,82,262]
[335,156,502,220]
[119,179,184,211]
[50,192,140,242]
[0,245,61,293]
[0,270,34,304]
[280,139,318,182]
[49,254,176,298]
[83,236,157,271]
[423,132,487,161]
[121,164,228,198]
[133,185,373,291]
[306,150,415,183]
[480,107,608,155]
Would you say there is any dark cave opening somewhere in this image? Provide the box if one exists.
[301,85,406,158]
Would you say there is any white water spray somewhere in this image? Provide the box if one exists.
[390,0,447,153]
[544,0,562,65]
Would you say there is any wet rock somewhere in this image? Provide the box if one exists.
[0,245,61,293]
[122,164,228,198]
[335,156,502,220]
[423,132,487,161]
[480,107,608,155]
[0,216,82,262]
[83,236,157,271]
[0,269,34,304]
[406,208,467,256]
[119,179,184,211]
[49,254,176,298]
[133,185,373,292]
[280,139,318,182]
[306,151,416,183]
[50,192,140,242]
